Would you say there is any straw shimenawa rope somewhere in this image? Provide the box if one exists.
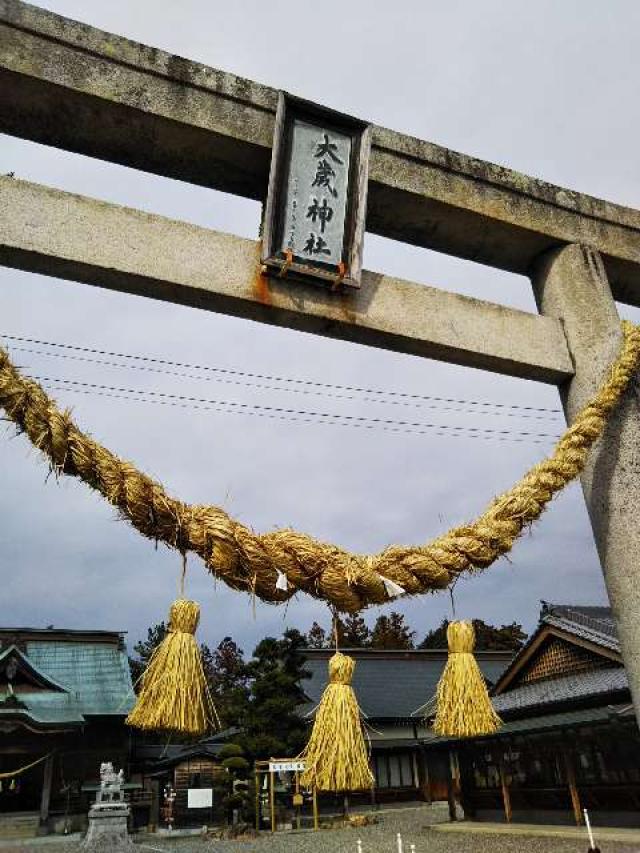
[1,321,639,613]
[0,752,54,780]
[299,652,374,792]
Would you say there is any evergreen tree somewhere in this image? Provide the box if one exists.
[306,616,371,649]
[370,612,415,649]
[128,621,167,687]
[241,629,310,759]
[341,613,371,647]
[419,618,527,650]
[306,621,327,648]
[218,743,252,824]
[207,636,250,728]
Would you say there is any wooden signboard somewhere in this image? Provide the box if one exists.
[262,92,371,289]
[268,760,305,773]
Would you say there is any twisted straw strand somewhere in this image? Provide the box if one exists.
[1,321,639,613]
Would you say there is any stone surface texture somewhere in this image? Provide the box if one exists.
[0,176,572,384]
[80,804,132,851]
[533,243,640,720]
[1,0,640,302]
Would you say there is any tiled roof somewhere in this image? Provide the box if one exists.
[0,695,87,725]
[25,640,134,714]
[541,604,617,634]
[422,704,629,745]
[492,602,622,700]
[136,727,243,768]
[540,603,619,652]
[302,649,511,720]
[0,629,134,725]
[493,666,628,714]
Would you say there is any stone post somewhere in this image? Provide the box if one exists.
[532,243,640,724]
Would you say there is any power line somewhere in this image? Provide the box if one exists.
[1,332,563,418]
[8,343,563,423]
[42,382,554,445]
[33,374,562,444]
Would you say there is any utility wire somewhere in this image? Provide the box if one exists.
[42,382,553,445]
[9,343,562,423]
[34,374,562,444]
[1,333,563,418]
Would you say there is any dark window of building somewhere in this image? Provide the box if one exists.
[470,749,501,790]
[575,728,640,786]
[373,752,414,788]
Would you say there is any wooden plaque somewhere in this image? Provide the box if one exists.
[262,92,371,289]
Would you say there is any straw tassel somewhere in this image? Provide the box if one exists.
[299,652,374,792]
[126,599,219,736]
[433,621,501,737]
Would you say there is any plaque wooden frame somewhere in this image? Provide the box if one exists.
[261,92,371,289]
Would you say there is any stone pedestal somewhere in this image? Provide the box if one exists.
[81,803,133,850]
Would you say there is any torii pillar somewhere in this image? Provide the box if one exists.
[533,243,640,721]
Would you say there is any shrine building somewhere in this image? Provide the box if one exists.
[421,604,640,826]
[0,626,135,839]
[302,646,511,805]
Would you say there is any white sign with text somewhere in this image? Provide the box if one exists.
[268,760,305,773]
[187,788,213,809]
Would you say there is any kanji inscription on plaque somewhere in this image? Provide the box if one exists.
[262,93,371,289]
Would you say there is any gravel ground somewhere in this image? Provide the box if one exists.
[1,806,638,853]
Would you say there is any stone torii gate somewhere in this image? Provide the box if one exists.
[1,2,640,719]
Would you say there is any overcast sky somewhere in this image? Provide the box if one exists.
[2,0,640,657]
